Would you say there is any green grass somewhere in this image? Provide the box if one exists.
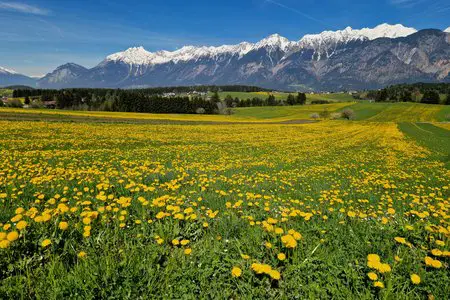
[0,116,449,298]
[215,91,291,100]
[398,123,450,166]
[215,91,355,103]
[2,101,448,124]
[232,103,350,120]
[343,102,390,120]
[307,93,355,102]
[347,102,449,122]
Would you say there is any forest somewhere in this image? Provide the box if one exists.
[11,86,306,114]
[366,83,450,104]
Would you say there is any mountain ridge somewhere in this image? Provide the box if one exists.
[0,66,36,87]
[2,23,449,90]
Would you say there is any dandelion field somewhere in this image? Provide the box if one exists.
[0,111,449,298]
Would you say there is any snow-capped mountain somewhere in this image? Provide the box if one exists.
[0,66,18,75]
[298,23,418,60]
[103,24,417,67]
[36,24,450,90]
[445,27,450,33]
[105,34,293,67]
[300,23,416,46]
[0,66,36,87]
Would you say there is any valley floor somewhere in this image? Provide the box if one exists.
[0,104,449,299]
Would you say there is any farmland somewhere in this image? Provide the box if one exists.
[0,103,449,298]
[214,91,355,103]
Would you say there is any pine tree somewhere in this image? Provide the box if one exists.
[445,93,450,105]
[421,90,440,104]
[267,95,277,106]
[286,94,295,105]
[211,91,220,103]
[296,92,306,105]
[400,91,412,102]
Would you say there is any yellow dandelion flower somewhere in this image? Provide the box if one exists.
[6,231,19,242]
[277,252,286,261]
[16,221,27,231]
[274,227,284,235]
[231,266,242,278]
[367,272,378,281]
[410,274,420,285]
[424,256,434,266]
[59,221,69,231]
[269,270,281,280]
[0,240,10,249]
[41,239,51,248]
[281,234,297,248]
[431,259,442,269]
[367,254,380,263]
[378,263,391,273]
[431,249,442,256]
[374,281,384,288]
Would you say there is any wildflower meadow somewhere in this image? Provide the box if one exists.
[0,111,449,298]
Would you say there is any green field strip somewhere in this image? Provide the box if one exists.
[398,122,450,166]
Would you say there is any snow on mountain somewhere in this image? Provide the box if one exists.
[297,23,417,60]
[0,66,36,87]
[299,23,417,48]
[105,24,418,67]
[356,23,417,40]
[0,66,18,74]
[445,27,450,33]
[254,34,295,51]
[106,47,155,65]
[105,34,294,66]
[34,25,448,90]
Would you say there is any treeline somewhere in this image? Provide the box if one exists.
[367,83,450,104]
[230,93,306,107]
[11,88,307,114]
[12,85,271,98]
[44,89,218,114]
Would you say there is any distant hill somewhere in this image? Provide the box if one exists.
[3,85,35,90]
[0,67,36,88]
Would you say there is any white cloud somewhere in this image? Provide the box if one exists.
[0,2,49,15]
[389,0,426,7]
[264,0,330,27]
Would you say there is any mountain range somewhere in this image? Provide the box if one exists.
[1,24,449,91]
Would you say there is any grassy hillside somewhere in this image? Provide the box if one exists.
[1,101,449,123]
[232,103,349,120]
[216,91,355,103]
[307,93,355,102]
[347,102,450,122]
[398,123,450,167]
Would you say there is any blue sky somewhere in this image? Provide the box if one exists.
[0,0,448,76]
